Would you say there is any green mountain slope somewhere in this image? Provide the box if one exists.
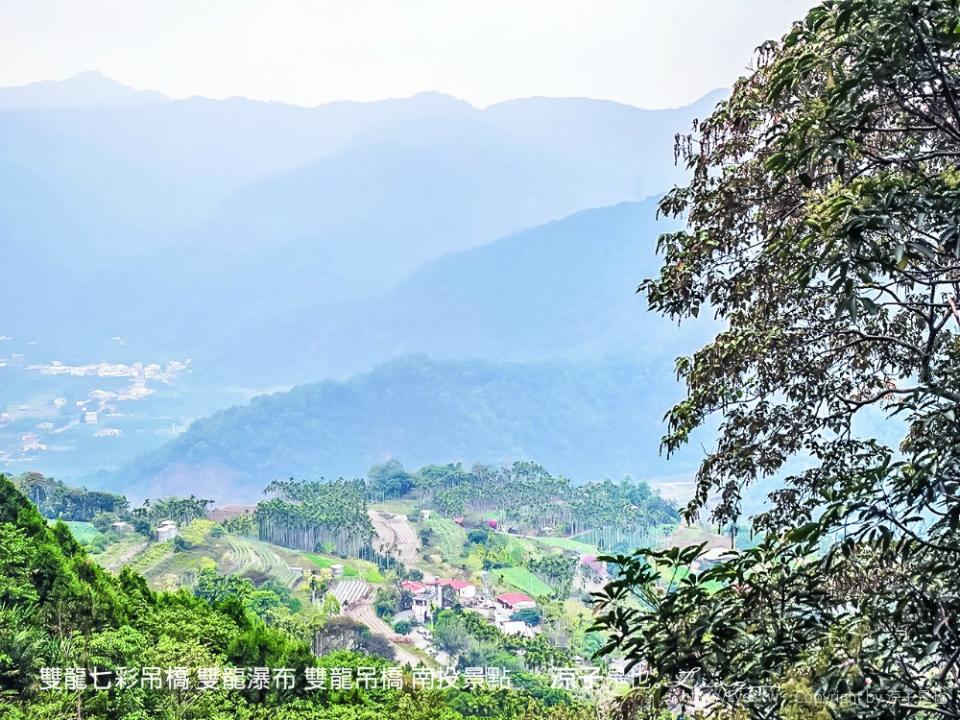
[103,356,702,502]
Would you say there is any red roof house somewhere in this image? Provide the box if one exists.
[434,578,477,598]
[401,580,427,593]
[496,592,536,611]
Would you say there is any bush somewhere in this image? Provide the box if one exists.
[467,528,490,545]
[511,608,542,627]
[393,620,412,635]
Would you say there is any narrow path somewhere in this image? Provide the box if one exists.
[342,584,422,667]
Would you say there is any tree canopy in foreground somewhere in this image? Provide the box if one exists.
[594,1,960,718]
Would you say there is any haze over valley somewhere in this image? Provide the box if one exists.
[1,72,722,496]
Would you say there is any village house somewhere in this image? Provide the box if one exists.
[435,578,477,602]
[495,592,536,612]
[156,519,179,541]
[579,555,609,578]
[111,520,133,534]
[498,619,539,638]
[410,588,440,623]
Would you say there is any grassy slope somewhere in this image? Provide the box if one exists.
[426,516,468,562]
[52,520,102,545]
[492,566,553,598]
[304,553,384,584]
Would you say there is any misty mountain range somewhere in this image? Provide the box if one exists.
[1,72,725,498]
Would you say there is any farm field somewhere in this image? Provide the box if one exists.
[424,516,467,563]
[125,540,174,575]
[329,579,369,606]
[54,520,103,545]
[222,535,302,589]
[91,535,148,571]
[368,500,415,515]
[491,566,554,598]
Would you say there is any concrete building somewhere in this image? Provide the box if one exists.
[156,520,179,541]
[435,578,477,601]
[498,619,539,638]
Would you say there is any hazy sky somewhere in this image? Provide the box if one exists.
[1,0,817,108]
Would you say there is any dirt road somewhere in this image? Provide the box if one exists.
[369,510,420,567]
[341,583,422,667]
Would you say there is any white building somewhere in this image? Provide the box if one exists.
[156,520,179,541]
[436,578,477,601]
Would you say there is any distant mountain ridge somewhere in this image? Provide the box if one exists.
[0,73,724,355]
[1,73,724,490]
[0,71,168,109]
[209,197,717,384]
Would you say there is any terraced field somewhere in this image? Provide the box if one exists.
[93,536,149,572]
[329,579,369,607]
[338,583,423,668]
[369,510,419,567]
[125,541,174,575]
[222,536,301,589]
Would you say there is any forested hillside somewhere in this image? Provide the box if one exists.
[100,356,703,501]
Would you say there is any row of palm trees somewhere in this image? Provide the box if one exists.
[255,479,373,557]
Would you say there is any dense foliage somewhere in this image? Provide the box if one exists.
[594,1,960,718]
[12,471,127,521]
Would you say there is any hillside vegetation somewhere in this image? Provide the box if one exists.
[106,355,703,501]
[0,474,595,719]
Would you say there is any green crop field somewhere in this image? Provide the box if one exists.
[369,500,415,515]
[126,541,174,575]
[427,516,468,562]
[50,520,103,545]
[180,519,215,544]
[492,566,553,598]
